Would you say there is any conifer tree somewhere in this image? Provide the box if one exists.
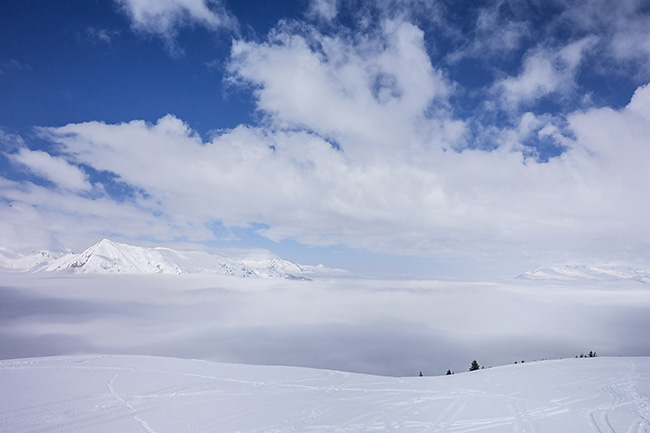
[469,360,480,371]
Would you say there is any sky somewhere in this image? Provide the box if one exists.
[2,0,650,277]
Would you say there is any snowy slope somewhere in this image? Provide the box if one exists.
[517,264,650,283]
[1,355,648,433]
[0,239,345,279]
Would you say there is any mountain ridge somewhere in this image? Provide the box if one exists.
[517,264,650,283]
[0,239,346,279]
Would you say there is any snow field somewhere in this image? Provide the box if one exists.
[1,355,649,433]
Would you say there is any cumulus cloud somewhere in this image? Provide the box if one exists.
[19,74,649,265]
[229,19,457,157]
[566,83,650,220]
[2,2,650,268]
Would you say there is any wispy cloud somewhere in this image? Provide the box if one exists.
[114,0,238,54]
[84,27,119,45]
[0,59,30,76]
[307,0,338,22]
[559,0,650,73]
[10,149,92,192]
[446,1,530,64]
[492,37,598,108]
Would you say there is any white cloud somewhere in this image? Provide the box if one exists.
[555,0,650,77]
[0,176,209,253]
[0,129,25,150]
[447,1,529,63]
[493,36,597,107]
[566,83,650,220]
[10,149,92,192]
[229,19,456,158]
[37,116,352,230]
[307,0,338,22]
[19,77,649,265]
[115,0,237,51]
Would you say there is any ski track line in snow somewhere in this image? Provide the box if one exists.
[107,371,157,433]
[430,396,467,432]
[586,359,649,433]
[589,380,625,433]
[0,395,127,433]
[625,358,650,433]
[507,398,540,433]
[192,397,323,432]
[175,378,341,433]
[426,392,518,433]
[0,364,145,433]
[619,360,650,433]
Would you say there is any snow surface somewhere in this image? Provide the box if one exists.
[1,355,649,433]
[0,239,346,279]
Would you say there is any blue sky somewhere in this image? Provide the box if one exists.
[2,0,650,277]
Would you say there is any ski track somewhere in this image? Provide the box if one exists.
[1,356,650,433]
[107,371,158,433]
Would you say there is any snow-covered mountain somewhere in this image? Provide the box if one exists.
[517,264,650,283]
[0,239,346,279]
[2,355,649,433]
[0,247,67,272]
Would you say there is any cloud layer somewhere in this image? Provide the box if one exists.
[2,274,649,375]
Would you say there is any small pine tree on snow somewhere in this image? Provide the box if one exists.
[446,369,452,375]
[469,360,480,371]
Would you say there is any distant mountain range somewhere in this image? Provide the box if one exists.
[516,265,650,283]
[0,239,347,280]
